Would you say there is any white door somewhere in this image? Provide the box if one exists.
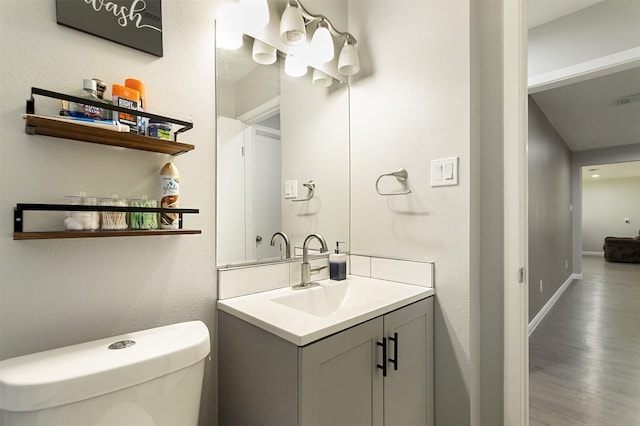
[216,116,247,265]
[244,125,282,260]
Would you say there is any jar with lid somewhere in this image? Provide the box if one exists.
[64,192,99,231]
[99,193,128,230]
[128,196,158,230]
[147,120,172,140]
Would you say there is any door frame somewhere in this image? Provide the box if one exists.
[503,0,529,424]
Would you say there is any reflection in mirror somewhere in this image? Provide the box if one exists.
[216,33,350,267]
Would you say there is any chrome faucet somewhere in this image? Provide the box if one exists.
[270,231,291,259]
[296,233,328,289]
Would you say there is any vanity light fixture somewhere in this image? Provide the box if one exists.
[312,68,332,87]
[338,36,360,76]
[279,0,360,77]
[310,20,334,63]
[240,0,270,29]
[217,2,244,50]
[252,39,277,65]
[285,53,308,77]
[280,2,306,45]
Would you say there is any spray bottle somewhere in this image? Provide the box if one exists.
[160,162,180,229]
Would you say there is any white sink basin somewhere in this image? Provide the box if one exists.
[271,281,381,317]
[217,276,434,346]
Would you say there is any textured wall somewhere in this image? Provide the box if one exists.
[528,97,573,321]
[348,1,474,424]
[0,1,217,424]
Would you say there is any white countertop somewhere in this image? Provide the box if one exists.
[217,275,434,346]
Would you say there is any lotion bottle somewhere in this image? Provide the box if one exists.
[329,241,347,281]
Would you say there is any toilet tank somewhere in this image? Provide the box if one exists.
[0,321,210,426]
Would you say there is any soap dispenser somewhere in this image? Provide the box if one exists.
[329,242,347,281]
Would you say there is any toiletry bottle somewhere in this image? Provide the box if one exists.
[329,241,347,281]
[92,78,112,120]
[61,79,109,120]
[160,162,180,229]
[124,78,146,135]
[111,84,140,133]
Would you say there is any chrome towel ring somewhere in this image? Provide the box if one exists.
[375,169,412,196]
[292,181,316,202]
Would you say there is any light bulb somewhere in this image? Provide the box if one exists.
[285,53,307,77]
[312,69,332,87]
[310,21,334,63]
[280,3,306,45]
[338,39,360,76]
[252,39,277,65]
[239,0,270,29]
[217,3,243,50]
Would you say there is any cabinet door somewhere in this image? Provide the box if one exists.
[299,317,384,426]
[383,298,434,426]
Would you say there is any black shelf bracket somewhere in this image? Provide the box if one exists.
[14,203,199,232]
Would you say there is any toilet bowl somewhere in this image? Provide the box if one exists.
[0,321,210,426]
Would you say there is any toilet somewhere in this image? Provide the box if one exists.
[0,321,210,426]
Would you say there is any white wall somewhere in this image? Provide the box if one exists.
[0,1,217,424]
[281,75,350,253]
[528,0,640,78]
[348,1,474,423]
[582,176,640,252]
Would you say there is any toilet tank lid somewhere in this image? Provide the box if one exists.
[0,320,210,412]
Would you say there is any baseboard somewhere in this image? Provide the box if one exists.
[582,251,604,256]
[528,273,580,336]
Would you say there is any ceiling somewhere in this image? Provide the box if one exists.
[528,0,605,29]
[528,0,640,152]
[530,67,640,152]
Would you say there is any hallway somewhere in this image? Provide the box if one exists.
[529,256,640,425]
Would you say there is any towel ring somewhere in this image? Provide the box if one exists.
[375,169,412,196]
[292,181,316,202]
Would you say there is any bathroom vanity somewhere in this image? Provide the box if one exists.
[218,277,434,426]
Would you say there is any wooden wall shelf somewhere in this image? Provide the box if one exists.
[18,87,200,241]
[14,204,201,240]
[24,115,194,155]
[14,229,202,240]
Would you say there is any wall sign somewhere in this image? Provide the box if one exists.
[56,0,163,57]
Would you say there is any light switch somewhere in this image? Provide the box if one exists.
[444,163,454,179]
[285,180,298,199]
[433,162,443,181]
[431,157,459,187]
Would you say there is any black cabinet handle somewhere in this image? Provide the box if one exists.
[389,332,399,371]
[377,337,387,377]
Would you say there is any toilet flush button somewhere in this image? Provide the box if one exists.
[108,340,136,350]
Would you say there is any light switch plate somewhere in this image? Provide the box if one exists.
[431,157,459,187]
[285,180,298,199]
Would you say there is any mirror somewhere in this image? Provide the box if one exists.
[216,28,350,267]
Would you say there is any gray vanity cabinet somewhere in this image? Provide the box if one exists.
[218,297,433,426]
[383,298,434,426]
[298,315,384,426]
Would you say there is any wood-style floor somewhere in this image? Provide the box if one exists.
[529,256,640,426]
